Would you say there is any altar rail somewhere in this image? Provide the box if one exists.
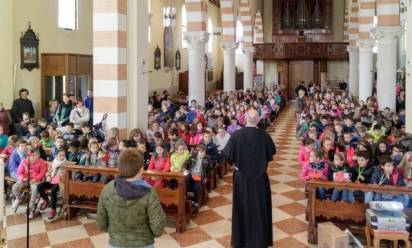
[253,42,349,60]
[306,180,412,244]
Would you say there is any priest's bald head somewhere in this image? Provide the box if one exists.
[245,107,260,127]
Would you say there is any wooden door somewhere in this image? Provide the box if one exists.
[288,60,314,99]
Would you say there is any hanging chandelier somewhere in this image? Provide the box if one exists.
[163,7,176,27]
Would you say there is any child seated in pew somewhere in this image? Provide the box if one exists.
[365,157,409,207]
[201,131,220,162]
[25,123,39,140]
[40,131,53,148]
[398,152,412,186]
[1,135,18,159]
[350,151,374,202]
[28,136,47,161]
[7,140,28,180]
[38,149,67,221]
[298,138,315,168]
[189,122,204,146]
[75,141,108,183]
[63,123,77,142]
[147,143,170,187]
[329,152,354,203]
[66,140,81,164]
[137,140,150,170]
[12,149,47,218]
[148,132,164,153]
[183,144,210,212]
[102,137,120,168]
[0,126,8,151]
[391,143,405,167]
[119,140,129,151]
[170,142,190,173]
[50,136,65,161]
[300,149,328,200]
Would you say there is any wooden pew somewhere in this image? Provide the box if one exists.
[62,166,195,233]
[62,165,118,219]
[306,180,412,244]
[142,170,191,233]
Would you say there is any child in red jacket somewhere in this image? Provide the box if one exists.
[12,149,47,218]
[147,144,171,187]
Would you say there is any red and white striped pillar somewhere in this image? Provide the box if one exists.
[184,0,209,107]
[93,0,128,138]
[254,11,264,85]
[240,0,254,91]
[344,8,350,42]
[220,0,237,92]
[358,0,375,103]
[376,0,401,111]
[348,0,360,97]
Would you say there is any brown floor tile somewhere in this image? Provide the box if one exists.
[282,190,306,201]
[267,169,281,176]
[274,218,308,235]
[8,233,50,248]
[52,237,94,248]
[274,237,309,248]
[277,202,306,216]
[192,209,224,225]
[216,235,232,248]
[83,222,103,236]
[285,179,305,189]
[213,185,232,195]
[6,213,27,227]
[222,176,233,185]
[45,218,82,232]
[170,227,212,247]
[206,196,232,208]
[287,171,301,178]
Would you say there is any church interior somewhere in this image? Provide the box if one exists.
[0,0,412,247]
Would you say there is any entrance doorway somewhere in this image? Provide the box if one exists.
[288,60,314,99]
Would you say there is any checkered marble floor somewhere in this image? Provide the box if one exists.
[5,105,316,248]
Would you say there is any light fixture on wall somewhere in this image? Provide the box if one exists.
[163,7,176,27]
[212,27,222,39]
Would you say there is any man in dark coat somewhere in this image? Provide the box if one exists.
[294,81,307,97]
[11,88,35,123]
[224,108,276,248]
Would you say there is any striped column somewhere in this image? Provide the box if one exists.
[358,0,375,102]
[376,0,401,111]
[184,0,209,106]
[254,11,264,44]
[93,0,127,138]
[348,0,360,97]
[220,0,236,92]
[240,0,254,90]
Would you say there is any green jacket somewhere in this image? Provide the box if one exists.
[97,178,166,247]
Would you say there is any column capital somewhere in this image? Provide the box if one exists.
[184,31,209,49]
[357,39,375,50]
[221,42,237,54]
[242,47,255,55]
[347,45,359,54]
[375,26,402,43]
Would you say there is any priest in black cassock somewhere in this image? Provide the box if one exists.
[224,107,276,248]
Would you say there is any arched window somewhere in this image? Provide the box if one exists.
[58,0,78,30]
[207,17,213,53]
[236,20,244,54]
[182,5,188,48]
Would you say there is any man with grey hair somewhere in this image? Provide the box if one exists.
[224,107,276,248]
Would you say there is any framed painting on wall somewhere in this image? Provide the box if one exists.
[20,22,40,71]
[164,27,174,68]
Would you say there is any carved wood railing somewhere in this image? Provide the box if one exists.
[253,42,349,60]
[306,180,412,244]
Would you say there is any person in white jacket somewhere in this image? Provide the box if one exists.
[69,98,90,131]
[214,127,231,152]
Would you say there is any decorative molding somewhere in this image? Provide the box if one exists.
[221,41,237,52]
[209,0,220,7]
[253,42,349,60]
[375,26,402,45]
[183,31,209,50]
[242,47,256,55]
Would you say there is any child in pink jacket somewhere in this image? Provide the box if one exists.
[300,149,328,200]
[298,138,315,168]
[12,149,47,218]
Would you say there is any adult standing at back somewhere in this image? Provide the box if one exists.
[54,94,73,127]
[223,107,276,248]
[69,98,90,131]
[83,90,93,125]
[11,88,35,123]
